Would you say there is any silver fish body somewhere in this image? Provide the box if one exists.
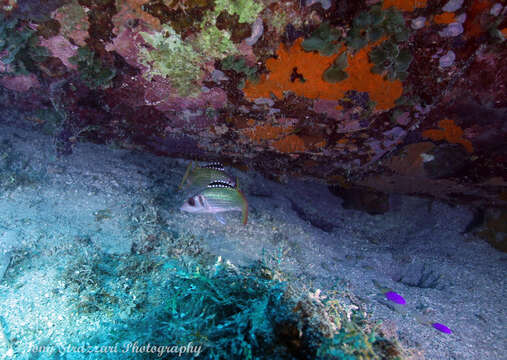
[180,182,248,225]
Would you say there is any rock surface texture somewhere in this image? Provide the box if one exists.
[0,0,506,209]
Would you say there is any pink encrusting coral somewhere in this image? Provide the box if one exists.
[144,76,227,114]
[104,23,227,124]
[0,74,40,92]
[105,26,150,70]
[51,0,90,47]
[39,35,78,70]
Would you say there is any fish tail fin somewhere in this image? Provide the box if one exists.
[237,188,248,225]
[178,161,193,191]
[234,177,248,225]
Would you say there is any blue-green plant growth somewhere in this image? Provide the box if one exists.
[318,310,387,359]
[346,6,410,50]
[112,259,288,359]
[487,16,506,43]
[369,39,413,80]
[302,22,341,56]
[0,14,49,75]
[221,55,259,88]
[323,52,349,83]
[57,247,404,360]
[69,47,116,89]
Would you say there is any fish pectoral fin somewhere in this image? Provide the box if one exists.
[215,213,227,225]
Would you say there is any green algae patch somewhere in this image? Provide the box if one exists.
[139,25,203,97]
[214,0,264,24]
[195,25,237,59]
[194,12,238,60]
[139,19,239,96]
[52,0,89,47]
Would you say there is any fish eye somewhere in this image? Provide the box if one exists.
[188,197,195,206]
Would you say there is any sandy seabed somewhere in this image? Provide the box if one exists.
[0,110,505,359]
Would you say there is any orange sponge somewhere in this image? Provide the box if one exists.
[243,38,403,111]
[422,119,473,153]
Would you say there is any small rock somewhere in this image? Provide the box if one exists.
[395,112,411,126]
[254,97,274,106]
[455,13,467,23]
[305,0,332,10]
[238,105,250,113]
[245,17,264,46]
[442,0,464,12]
[490,3,503,17]
[411,16,426,30]
[420,153,435,162]
[438,22,464,37]
[210,69,229,83]
[439,50,456,68]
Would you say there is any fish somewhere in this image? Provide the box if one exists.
[373,280,406,305]
[384,291,406,305]
[178,161,236,194]
[432,322,452,334]
[414,314,452,334]
[180,181,248,225]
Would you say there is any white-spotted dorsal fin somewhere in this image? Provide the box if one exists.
[208,180,235,188]
[202,162,225,171]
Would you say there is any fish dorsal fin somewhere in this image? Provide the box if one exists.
[178,161,193,190]
[202,162,225,171]
[207,180,235,188]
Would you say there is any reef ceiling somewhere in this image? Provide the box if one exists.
[0,0,506,208]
